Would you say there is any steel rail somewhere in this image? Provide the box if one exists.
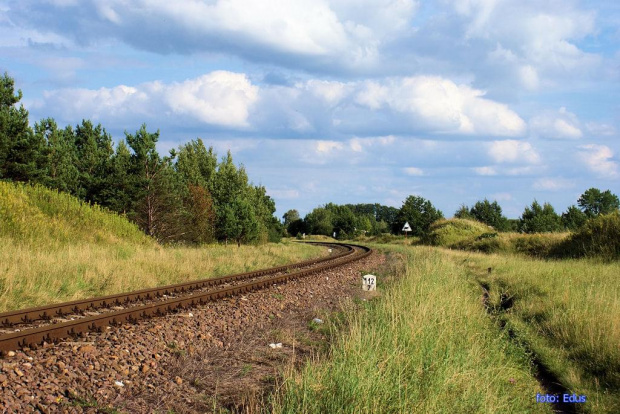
[0,242,352,327]
[0,242,371,354]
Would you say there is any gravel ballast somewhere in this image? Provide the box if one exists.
[0,250,385,413]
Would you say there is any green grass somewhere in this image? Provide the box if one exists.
[470,251,620,413]
[272,245,549,413]
[0,181,152,247]
[0,181,327,311]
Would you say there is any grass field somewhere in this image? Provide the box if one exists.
[272,245,619,413]
[470,251,620,413]
[0,182,326,312]
[273,246,551,413]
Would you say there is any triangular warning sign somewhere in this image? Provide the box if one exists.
[402,222,412,232]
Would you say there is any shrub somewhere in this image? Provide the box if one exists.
[512,233,566,258]
[556,212,620,260]
[423,218,490,247]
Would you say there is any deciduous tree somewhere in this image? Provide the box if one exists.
[394,196,443,237]
[518,200,562,233]
[578,188,620,217]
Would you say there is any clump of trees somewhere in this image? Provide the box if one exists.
[282,203,399,239]
[0,73,281,245]
[455,199,510,231]
[291,187,619,241]
[515,189,618,234]
[454,189,619,234]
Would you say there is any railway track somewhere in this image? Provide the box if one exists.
[0,242,371,355]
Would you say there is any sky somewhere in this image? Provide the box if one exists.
[1,0,619,219]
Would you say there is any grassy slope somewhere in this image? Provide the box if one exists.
[273,246,550,413]
[0,182,325,311]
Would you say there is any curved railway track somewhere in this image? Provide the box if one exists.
[0,242,371,355]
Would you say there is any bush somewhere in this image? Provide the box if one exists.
[455,235,508,254]
[556,212,620,260]
[423,218,490,247]
[512,234,566,258]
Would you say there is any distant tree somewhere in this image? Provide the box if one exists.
[288,219,306,237]
[125,125,185,241]
[372,220,389,235]
[355,215,373,234]
[248,185,278,243]
[305,207,334,236]
[506,219,519,232]
[175,138,217,190]
[100,140,134,214]
[73,120,114,205]
[282,209,300,227]
[183,184,216,244]
[218,199,259,247]
[561,205,587,231]
[282,209,301,235]
[36,119,79,194]
[375,204,398,231]
[0,72,35,181]
[329,204,356,239]
[577,188,620,218]
[0,73,49,183]
[469,199,510,231]
[454,204,473,220]
[394,196,443,237]
[518,200,562,233]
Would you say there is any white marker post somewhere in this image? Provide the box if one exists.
[402,222,412,238]
[362,274,377,291]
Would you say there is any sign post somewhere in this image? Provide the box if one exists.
[402,222,412,238]
[362,274,377,291]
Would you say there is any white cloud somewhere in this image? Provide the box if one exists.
[585,122,616,137]
[403,167,424,176]
[491,192,512,201]
[472,165,537,176]
[316,140,344,153]
[529,107,582,139]
[488,140,540,164]
[518,65,540,91]
[166,72,258,127]
[267,188,300,199]
[578,144,619,179]
[11,0,420,72]
[349,135,396,152]
[473,166,497,176]
[304,79,350,106]
[533,177,574,191]
[453,0,601,88]
[39,71,258,128]
[355,76,526,136]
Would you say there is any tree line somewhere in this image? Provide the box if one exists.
[284,189,619,239]
[0,73,281,245]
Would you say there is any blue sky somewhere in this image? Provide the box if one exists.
[1,0,618,218]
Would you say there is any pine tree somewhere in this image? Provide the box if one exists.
[0,73,44,182]
[35,118,79,193]
[73,120,114,204]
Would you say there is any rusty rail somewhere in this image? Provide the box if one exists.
[0,242,371,354]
